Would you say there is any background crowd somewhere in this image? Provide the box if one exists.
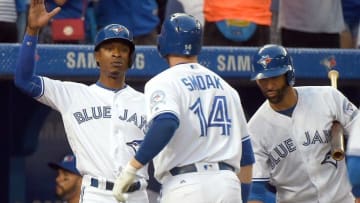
[1,0,359,48]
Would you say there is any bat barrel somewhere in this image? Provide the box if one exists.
[332,150,345,161]
[330,121,345,161]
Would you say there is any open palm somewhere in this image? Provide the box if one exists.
[28,0,61,30]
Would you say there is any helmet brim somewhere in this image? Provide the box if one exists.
[94,37,135,52]
[251,65,291,80]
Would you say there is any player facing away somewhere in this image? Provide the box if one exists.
[247,44,360,203]
[112,13,255,203]
[14,1,149,202]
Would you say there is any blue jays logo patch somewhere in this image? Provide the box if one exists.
[126,140,143,153]
[111,26,124,35]
[321,150,337,168]
[63,155,75,162]
[257,55,272,69]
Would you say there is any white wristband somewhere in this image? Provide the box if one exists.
[124,162,138,175]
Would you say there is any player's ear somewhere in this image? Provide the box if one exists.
[95,51,100,67]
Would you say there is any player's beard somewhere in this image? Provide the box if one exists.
[263,84,289,104]
[56,183,78,200]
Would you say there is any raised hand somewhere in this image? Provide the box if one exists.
[27,0,61,34]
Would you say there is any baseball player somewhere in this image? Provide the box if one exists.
[48,154,82,203]
[247,44,360,203]
[14,1,148,202]
[347,114,360,203]
[112,13,255,203]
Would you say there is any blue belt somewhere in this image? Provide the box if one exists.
[90,178,141,192]
[169,162,235,176]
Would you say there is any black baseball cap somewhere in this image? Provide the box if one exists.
[48,154,81,176]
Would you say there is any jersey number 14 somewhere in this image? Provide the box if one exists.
[190,96,232,136]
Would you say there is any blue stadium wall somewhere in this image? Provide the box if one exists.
[1,44,360,202]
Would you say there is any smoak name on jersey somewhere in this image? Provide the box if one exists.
[181,74,224,91]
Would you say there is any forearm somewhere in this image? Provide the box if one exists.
[239,165,252,183]
[134,113,179,165]
[14,33,43,97]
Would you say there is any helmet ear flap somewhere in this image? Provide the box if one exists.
[286,56,295,86]
[286,69,295,86]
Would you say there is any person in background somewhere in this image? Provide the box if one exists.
[15,0,29,42]
[39,0,94,44]
[164,0,204,27]
[340,0,360,48]
[278,0,345,48]
[48,154,82,203]
[93,0,160,45]
[203,0,271,46]
[0,0,18,42]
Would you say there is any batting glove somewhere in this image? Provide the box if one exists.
[112,162,138,202]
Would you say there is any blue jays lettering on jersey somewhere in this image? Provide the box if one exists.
[72,106,147,132]
[34,78,149,182]
[303,129,331,146]
[249,86,356,203]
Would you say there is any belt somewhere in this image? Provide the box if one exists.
[169,162,235,176]
[90,178,141,192]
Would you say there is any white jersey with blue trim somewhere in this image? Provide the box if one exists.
[347,110,360,157]
[36,76,148,181]
[144,63,249,183]
[248,86,359,203]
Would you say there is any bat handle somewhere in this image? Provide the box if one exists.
[328,70,339,89]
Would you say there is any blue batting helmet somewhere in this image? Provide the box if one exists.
[157,13,202,58]
[94,24,135,68]
[251,44,295,86]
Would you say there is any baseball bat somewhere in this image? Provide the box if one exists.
[330,121,345,161]
[328,69,345,161]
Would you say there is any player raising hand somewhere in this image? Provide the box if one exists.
[14,0,149,202]
[26,0,61,31]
